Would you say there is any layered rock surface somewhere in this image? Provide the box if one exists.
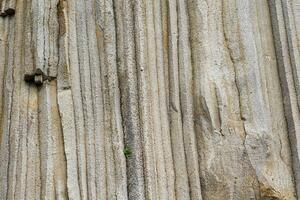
[0,0,300,199]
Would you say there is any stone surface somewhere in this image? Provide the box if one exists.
[0,0,300,199]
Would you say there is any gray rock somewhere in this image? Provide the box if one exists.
[0,0,299,199]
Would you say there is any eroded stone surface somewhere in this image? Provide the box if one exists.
[0,0,299,199]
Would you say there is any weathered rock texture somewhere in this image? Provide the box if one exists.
[0,0,300,199]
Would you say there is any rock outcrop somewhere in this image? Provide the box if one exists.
[0,0,300,199]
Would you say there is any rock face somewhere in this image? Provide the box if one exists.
[0,0,300,199]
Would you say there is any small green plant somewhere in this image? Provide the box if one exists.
[123,147,132,159]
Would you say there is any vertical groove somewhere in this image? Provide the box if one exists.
[153,0,176,199]
[67,0,88,198]
[102,0,128,199]
[269,0,300,197]
[167,0,190,199]
[177,0,202,199]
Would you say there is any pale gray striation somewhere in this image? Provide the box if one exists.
[0,0,300,199]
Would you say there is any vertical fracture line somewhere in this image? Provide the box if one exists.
[167,0,190,199]
[103,0,128,199]
[101,41,117,200]
[24,0,41,198]
[38,85,55,200]
[188,0,210,198]
[134,0,159,199]
[67,0,88,199]
[114,0,145,199]
[96,0,117,199]
[47,0,68,198]
[50,80,68,200]
[177,0,203,199]
[57,46,81,200]
[46,0,59,77]
[26,86,40,200]
[5,0,23,199]
[119,0,146,200]
[281,0,300,113]
[33,0,66,197]
[0,0,7,145]
[33,1,52,196]
[13,0,28,199]
[186,0,210,198]
[75,0,97,199]
[153,0,176,198]
[161,0,170,107]
[92,0,110,199]
[32,0,45,73]
[145,0,169,198]
[36,0,57,190]
[0,17,13,200]
[101,4,118,200]
[86,0,108,199]
[57,1,81,199]
[268,0,300,197]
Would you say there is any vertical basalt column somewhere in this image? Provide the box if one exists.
[269,0,300,197]
[31,0,50,78]
[167,0,191,198]
[30,0,67,198]
[1,0,300,199]
[281,0,300,105]
[177,0,203,199]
